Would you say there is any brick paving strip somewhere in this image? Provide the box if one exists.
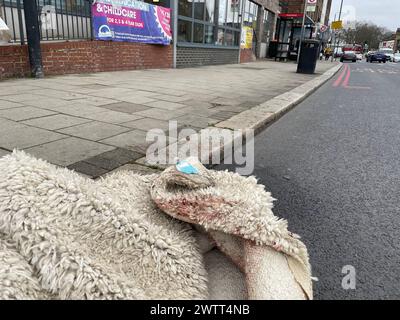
[0,60,341,178]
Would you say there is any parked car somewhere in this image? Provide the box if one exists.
[391,53,400,62]
[356,53,363,60]
[367,51,387,63]
[365,51,375,59]
[340,51,357,62]
[380,48,394,62]
[334,47,343,58]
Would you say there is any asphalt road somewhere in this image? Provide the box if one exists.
[217,60,400,300]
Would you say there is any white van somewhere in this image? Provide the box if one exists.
[380,48,394,62]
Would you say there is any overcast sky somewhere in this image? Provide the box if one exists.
[330,0,399,31]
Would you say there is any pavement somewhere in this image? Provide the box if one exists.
[217,60,400,299]
[0,59,338,177]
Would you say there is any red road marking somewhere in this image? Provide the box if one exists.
[342,64,351,87]
[333,64,348,87]
[333,64,371,90]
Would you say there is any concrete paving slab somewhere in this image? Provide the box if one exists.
[0,93,44,102]
[67,161,108,178]
[57,121,131,141]
[101,102,150,114]
[0,126,67,149]
[120,118,170,131]
[86,148,142,167]
[0,118,27,132]
[25,137,115,166]
[88,88,135,99]
[106,163,161,176]
[23,97,74,108]
[69,96,119,106]
[48,104,108,116]
[82,110,144,124]
[0,100,25,110]
[143,100,186,111]
[117,95,156,104]
[32,89,88,100]
[134,108,186,121]
[175,114,219,128]
[21,114,92,130]
[152,95,191,103]
[100,130,149,154]
[0,107,56,121]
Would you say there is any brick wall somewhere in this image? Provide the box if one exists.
[0,40,173,79]
[240,49,256,63]
[177,46,239,67]
[0,45,30,79]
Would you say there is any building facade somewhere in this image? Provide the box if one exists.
[175,0,280,67]
[274,0,332,60]
[0,0,280,79]
[395,28,400,53]
[279,0,331,25]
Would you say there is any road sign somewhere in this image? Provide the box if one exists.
[331,20,343,30]
[320,24,328,33]
[306,0,316,12]
[307,5,316,12]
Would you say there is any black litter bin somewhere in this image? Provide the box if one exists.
[297,39,321,74]
[268,40,278,58]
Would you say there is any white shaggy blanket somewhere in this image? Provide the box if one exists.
[0,151,313,300]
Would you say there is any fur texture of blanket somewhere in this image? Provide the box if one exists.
[0,151,207,299]
[0,151,313,300]
[151,159,313,299]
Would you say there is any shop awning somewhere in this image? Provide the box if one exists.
[279,13,314,25]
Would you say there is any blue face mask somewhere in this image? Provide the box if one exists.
[176,160,199,175]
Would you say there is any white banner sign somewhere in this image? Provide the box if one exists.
[0,17,9,31]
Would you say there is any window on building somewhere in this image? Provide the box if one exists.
[193,23,204,43]
[263,9,273,43]
[242,0,258,28]
[178,0,240,47]
[205,25,215,43]
[179,0,193,17]
[178,19,192,42]
[205,0,215,23]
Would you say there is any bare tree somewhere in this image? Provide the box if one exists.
[341,21,393,50]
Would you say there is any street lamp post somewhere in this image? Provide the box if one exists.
[333,0,344,61]
[297,0,309,64]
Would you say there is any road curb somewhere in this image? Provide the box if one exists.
[215,63,343,133]
[133,63,343,170]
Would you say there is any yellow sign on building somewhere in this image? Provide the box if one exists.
[240,26,253,49]
[331,20,343,30]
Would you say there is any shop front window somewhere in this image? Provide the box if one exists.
[217,28,225,45]
[218,0,227,25]
[179,0,192,17]
[263,9,272,43]
[193,23,204,43]
[178,19,192,42]
[243,0,257,28]
[205,25,215,43]
[205,0,215,23]
[178,0,239,47]
[194,0,205,20]
[225,30,234,46]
